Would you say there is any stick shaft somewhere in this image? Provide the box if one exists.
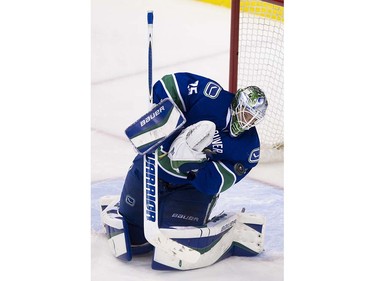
[147,11,153,102]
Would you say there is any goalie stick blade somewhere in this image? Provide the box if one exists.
[125,99,186,155]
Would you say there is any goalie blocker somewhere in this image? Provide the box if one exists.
[125,98,186,155]
[100,196,265,270]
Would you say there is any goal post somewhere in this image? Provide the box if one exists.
[229,0,284,162]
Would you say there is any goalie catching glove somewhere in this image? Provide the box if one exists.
[168,120,216,175]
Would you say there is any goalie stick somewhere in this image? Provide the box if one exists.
[143,11,200,263]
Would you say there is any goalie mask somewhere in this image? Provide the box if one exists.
[230,86,268,137]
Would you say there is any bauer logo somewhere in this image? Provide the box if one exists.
[140,106,165,127]
[145,153,156,222]
[221,219,236,233]
[172,213,199,222]
[203,82,221,99]
[249,147,260,163]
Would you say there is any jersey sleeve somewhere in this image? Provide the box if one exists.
[152,72,227,113]
[208,128,260,163]
[189,129,261,195]
[188,159,251,195]
[152,74,187,112]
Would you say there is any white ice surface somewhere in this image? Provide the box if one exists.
[92,0,283,280]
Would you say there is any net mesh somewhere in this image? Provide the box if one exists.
[237,0,284,161]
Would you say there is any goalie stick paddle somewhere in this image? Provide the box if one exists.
[143,11,200,263]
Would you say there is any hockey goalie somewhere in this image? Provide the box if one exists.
[100,72,268,270]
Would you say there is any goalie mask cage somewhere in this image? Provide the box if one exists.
[229,0,284,162]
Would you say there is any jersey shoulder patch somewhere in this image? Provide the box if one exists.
[203,81,222,99]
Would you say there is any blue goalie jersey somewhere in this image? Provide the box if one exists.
[151,72,261,195]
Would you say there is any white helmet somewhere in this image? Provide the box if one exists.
[230,86,268,137]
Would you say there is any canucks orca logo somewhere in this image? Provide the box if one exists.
[204,82,221,99]
[249,147,260,163]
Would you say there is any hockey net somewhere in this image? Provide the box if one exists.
[229,0,284,162]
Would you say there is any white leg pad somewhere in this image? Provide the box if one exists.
[233,212,265,255]
[152,211,266,270]
[100,195,132,261]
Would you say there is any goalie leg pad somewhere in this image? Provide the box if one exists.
[232,212,265,256]
[99,195,119,211]
[152,212,237,270]
[100,196,133,261]
[151,211,265,270]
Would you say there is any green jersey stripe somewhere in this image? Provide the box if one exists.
[161,74,186,112]
[157,148,187,179]
[213,161,237,193]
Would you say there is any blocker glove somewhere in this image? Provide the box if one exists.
[168,120,216,174]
